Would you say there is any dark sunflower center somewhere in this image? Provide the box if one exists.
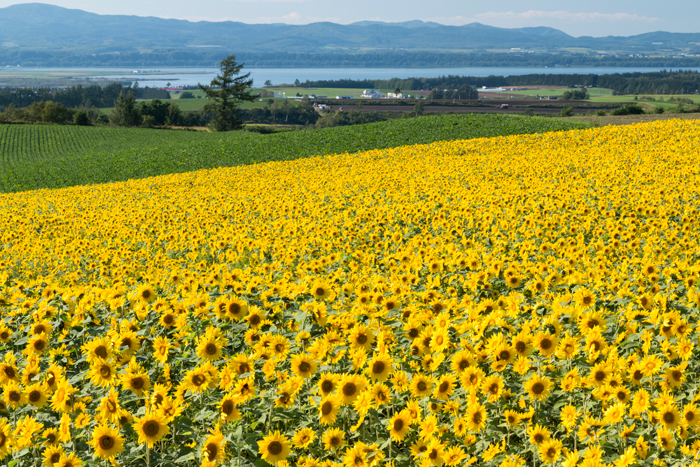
[206,444,218,461]
[356,334,367,345]
[100,366,111,378]
[417,381,427,392]
[100,435,115,450]
[28,390,41,402]
[439,381,450,393]
[540,339,552,350]
[342,383,357,397]
[222,400,234,415]
[372,361,386,375]
[205,343,218,355]
[144,421,160,437]
[268,441,283,455]
[321,401,333,415]
[321,380,334,393]
[192,374,206,386]
[95,345,108,359]
[131,377,144,390]
[532,382,545,394]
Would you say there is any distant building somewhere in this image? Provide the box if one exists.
[336,95,354,99]
[361,90,384,99]
[387,92,405,99]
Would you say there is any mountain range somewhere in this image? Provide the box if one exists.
[1,3,699,54]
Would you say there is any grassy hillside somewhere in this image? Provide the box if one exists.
[0,114,590,193]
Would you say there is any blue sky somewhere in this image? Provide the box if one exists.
[1,0,697,37]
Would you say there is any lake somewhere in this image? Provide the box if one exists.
[14,66,700,88]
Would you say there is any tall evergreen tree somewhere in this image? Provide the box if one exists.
[199,55,256,131]
[110,91,141,127]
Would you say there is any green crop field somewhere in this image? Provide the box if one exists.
[0,114,590,193]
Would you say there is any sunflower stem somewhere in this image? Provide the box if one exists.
[146,443,150,467]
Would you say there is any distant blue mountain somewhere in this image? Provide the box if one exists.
[1,3,698,54]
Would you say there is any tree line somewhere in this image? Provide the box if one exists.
[0,83,168,110]
[299,70,700,96]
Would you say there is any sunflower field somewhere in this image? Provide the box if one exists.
[0,119,699,467]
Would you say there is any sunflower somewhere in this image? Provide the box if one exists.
[56,452,83,467]
[310,282,333,300]
[317,372,339,397]
[202,429,225,462]
[135,412,170,448]
[461,366,484,391]
[82,337,112,363]
[4,380,27,410]
[25,382,49,408]
[89,359,116,388]
[429,328,450,353]
[464,403,487,432]
[433,374,456,401]
[663,366,685,389]
[450,350,473,374]
[410,374,433,398]
[367,353,392,381]
[43,445,63,467]
[538,439,562,464]
[425,438,445,466]
[134,284,156,303]
[292,427,316,449]
[121,366,150,397]
[319,395,341,425]
[534,332,557,357]
[658,405,680,430]
[388,411,411,441]
[348,325,375,351]
[183,366,212,394]
[343,444,368,467]
[159,311,177,328]
[27,334,49,356]
[683,403,700,427]
[481,374,504,402]
[656,427,676,451]
[90,424,123,459]
[258,431,291,465]
[322,427,345,450]
[504,409,520,427]
[42,427,60,446]
[590,362,611,386]
[0,362,18,385]
[511,332,532,357]
[338,374,367,405]
[196,335,225,362]
[527,424,551,447]
[290,353,318,379]
[115,331,141,355]
[97,388,121,424]
[219,394,241,423]
[494,344,515,365]
[0,418,11,459]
